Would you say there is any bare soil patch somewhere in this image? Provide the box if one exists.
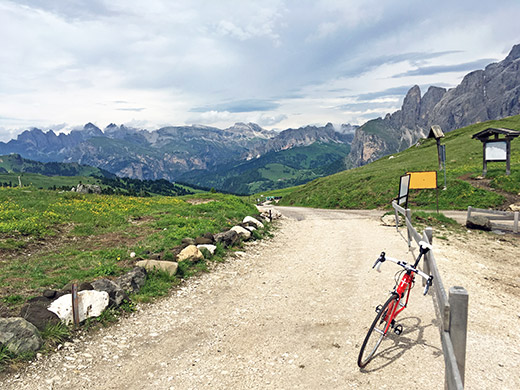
[185,198,215,205]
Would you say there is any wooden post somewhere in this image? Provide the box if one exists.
[449,286,468,386]
[436,139,442,171]
[506,139,511,175]
[482,142,487,176]
[71,283,80,327]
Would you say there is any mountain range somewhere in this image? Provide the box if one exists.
[1,44,519,194]
[0,121,355,194]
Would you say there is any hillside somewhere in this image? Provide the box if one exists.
[0,154,198,197]
[279,115,520,210]
[178,142,351,194]
[0,153,115,178]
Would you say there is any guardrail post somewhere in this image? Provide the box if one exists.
[466,206,472,222]
[449,286,468,386]
[424,227,433,245]
[406,208,412,248]
[514,211,519,233]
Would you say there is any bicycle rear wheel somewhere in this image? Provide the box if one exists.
[357,292,399,368]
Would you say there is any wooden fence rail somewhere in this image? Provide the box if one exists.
[392,201,467,390]
[467,206,519,233]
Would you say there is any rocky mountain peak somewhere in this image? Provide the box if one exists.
[225,122,273,139]
[74,123,103,138]
[504,43,520,63]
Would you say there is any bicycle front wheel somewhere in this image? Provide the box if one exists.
[357,293,399,368]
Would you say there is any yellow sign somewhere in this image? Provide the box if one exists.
[407,171,437,189]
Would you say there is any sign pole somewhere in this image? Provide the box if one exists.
[437,187,439,214]
[440,144,447,190]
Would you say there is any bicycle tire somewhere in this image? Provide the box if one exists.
[357,292,399,368]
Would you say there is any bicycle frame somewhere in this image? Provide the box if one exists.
[383,271,414,332]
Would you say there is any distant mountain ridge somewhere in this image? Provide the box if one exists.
[0,121,355,193]
[349,44,520,167]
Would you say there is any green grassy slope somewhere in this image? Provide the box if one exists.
[180,142,350,194]
[0,153,114,178]
[0,154,201,196]
[279,115,520,210]
[0,189,256,307]
[0,173,100,189]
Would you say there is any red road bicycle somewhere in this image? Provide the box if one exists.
[357,241,434,368]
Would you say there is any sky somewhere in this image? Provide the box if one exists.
[1,0,520,142]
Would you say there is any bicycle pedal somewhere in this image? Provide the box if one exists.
[394,324,403,335]
[375,304,382,313]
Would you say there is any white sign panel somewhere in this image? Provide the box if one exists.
[485,141,507,161]
[398,174,410,206]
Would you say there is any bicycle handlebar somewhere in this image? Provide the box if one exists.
[373,251,434,295]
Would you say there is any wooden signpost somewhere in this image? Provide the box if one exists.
[428,125,445,171]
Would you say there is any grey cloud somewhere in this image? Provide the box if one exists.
[337,101,399,112]
[393,58,497,78]
[116,108,146,112]
[190,99,280,113]
[340,51,463,78]
[15,0,116,20]
[356,86,416,100]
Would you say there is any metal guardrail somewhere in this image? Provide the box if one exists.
[467,206,519,233]
[392,201,467,390]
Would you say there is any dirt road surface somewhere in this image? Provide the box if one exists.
[2,207,518,389]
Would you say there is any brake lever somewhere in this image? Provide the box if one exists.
[423,275,434,295]
[373,252,386,272]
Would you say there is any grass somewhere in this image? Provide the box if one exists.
[0,188,258,311]
[279,115,520,210]
[0,187,273,367]
[411,211,459,231]
[39,323,71,349]
[0,173,101,190]
[130,269,180,303]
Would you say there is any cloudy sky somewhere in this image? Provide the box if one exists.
[1,0,520,141]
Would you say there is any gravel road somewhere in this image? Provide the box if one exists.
[2,206,517,389]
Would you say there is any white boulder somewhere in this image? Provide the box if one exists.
[48,290,109,324]
[243,216,264,229]
[231,225,251,240]
[197,244,217,255]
